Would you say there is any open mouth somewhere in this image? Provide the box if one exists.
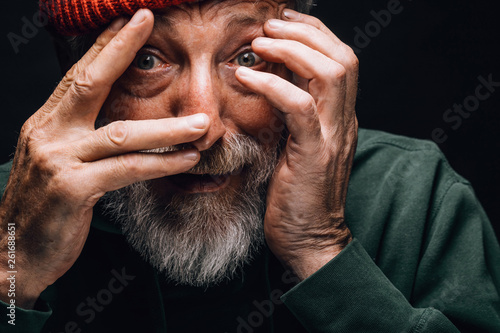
[168,172,232,194]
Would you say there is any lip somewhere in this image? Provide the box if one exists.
[168,172,232,194]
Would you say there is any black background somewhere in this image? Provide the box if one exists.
[1,0,499,238]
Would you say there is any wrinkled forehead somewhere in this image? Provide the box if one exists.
[152,0,287,32]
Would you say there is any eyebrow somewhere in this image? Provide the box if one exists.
[154,14,175,29]
[225,11,269,31]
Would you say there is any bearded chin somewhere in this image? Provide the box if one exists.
[100,134,281,287]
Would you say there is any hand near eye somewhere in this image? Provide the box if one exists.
[0,10,209,309]
[236,9,359,280]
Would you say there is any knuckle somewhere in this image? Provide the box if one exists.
[90,37,106,54]
[31,146,61,174]
[73,69,95,97]
[95,32,108,47]
[350,55,360,71]
[19,119,50,149]
[325,62,347,84]
[105,121,129,147]
[19,121,34,139]
[308,16,323,29]
[62,69,78,85]
[57,71,77,94]
[296,94,317,117]
[109,35,126,52]
[117,154,143,175]
[343,46,359,71]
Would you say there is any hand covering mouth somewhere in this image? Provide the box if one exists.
[142,134,267,193]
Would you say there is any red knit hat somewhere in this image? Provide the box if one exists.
[40,0,200,36]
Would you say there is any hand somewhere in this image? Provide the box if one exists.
[236,9,358,280]
[0,9,209,308]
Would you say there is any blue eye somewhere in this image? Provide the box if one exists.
[235,51,263,67]
[134,54,161,70]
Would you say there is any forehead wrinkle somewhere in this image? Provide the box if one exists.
[152,5,199,30]
[153,0,279,31]
[225,15,260,32]
[225,6,271,31]
[153,1,224,29]
[154,13,174,30]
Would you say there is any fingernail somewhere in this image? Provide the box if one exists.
[268,19,285,29]
[108,17,127,32]
[253,38,272,47]
[187,114,209,129]
[183,150,199,161]
[283,9,299,20]
[236,66,255,77]
[130,9,147,26]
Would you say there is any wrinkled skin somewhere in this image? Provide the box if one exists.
[0,0,358,309]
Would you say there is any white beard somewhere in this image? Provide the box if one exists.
[100,134,280,287]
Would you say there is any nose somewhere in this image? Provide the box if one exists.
[175,64,226,152]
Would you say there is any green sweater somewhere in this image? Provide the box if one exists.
[1,129,499,332]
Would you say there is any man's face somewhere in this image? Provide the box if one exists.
[102,0,289,201]
[101,0,290,287]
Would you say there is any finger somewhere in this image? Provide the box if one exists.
[252,37,347,126]
[74,114,210,162]
[86,149,201,193]
[57,9,154,126]
[265,17,359,112]
[280,8,358,112]
[266,19,341,58]
[264,19,356,71]
[235,67,322,151]
[253,37,345,84]
[47,17,128,107]
[282,9,340,43]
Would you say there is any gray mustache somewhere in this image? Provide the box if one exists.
[142,134,267,175]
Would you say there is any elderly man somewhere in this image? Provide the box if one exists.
[0,0,498,332]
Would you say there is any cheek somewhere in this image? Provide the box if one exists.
[100,86,170,124]
[226,93,285,146]
[100,65,288,148]
[227,64,289,145]
[99,66,176,123]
